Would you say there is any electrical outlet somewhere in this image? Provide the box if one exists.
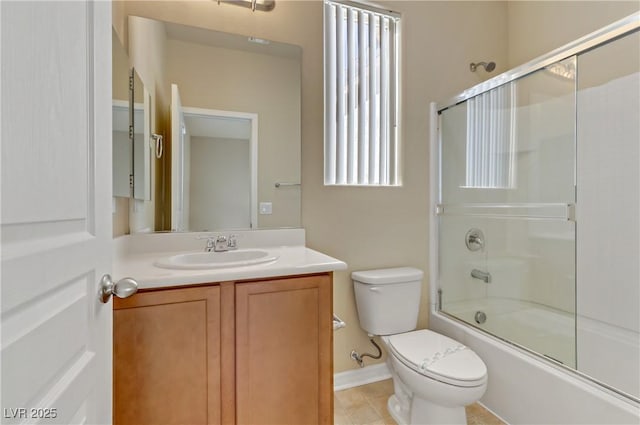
[259,202,273,215]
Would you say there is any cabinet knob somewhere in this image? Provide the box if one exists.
[99,274,138,303]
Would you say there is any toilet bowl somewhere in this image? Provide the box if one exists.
[352,268,487,425]
[383,330,487,424]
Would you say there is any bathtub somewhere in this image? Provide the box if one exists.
[444,298,576,367]
[429,298,640,424]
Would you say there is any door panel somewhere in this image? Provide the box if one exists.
[1,3,88,225]
[1,1,112,423]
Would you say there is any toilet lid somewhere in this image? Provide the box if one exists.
[387,330,487,386]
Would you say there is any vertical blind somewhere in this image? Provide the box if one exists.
[324,0,400,186]
[465,82,517,189]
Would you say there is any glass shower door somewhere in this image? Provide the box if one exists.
[575,29,640,399]
[437,58,577,367]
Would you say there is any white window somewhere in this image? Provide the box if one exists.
[324,0,400,186]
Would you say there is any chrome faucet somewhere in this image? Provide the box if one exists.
[204,235,238,252]
[471,269,492,283]
[213,235,228,252]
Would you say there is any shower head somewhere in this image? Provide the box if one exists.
[470,61,496,72]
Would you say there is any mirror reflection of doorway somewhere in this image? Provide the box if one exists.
[171,84,257,231]
[186,112,253,231]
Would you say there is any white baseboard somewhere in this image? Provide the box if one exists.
[334,363,392,391]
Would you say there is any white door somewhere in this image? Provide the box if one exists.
[1,2,113,424]
[171,83,189,231]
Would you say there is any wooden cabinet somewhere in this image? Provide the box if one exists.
[113,284,232,424]
[113,274,333,425]
[235,275,333,425]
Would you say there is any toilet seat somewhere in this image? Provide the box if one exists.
[386,330,487,387]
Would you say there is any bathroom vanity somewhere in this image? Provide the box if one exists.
[112,230,346,425]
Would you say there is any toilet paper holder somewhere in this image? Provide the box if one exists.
[333,314,346,331]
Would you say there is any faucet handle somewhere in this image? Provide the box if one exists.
[227,234,238,250]
[465,228,485,252]
[195,235,217,251]
[204,238,215,252]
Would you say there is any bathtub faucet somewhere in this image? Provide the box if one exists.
[471,269,492,283]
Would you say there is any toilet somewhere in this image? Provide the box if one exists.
[352,267,487,425]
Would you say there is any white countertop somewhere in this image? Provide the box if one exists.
[113,229,347,290]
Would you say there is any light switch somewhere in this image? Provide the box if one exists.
[259,202,273,215]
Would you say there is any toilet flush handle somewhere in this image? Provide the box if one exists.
[369,287,381,293]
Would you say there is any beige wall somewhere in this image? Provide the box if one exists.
[113,1,639,374]
[112,30,129,102]
[313,1,509,373]
[507,1,639,68]
[127,16,168,232]
[112,0,127,46]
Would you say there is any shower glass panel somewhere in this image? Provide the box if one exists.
[437,17,640,402]
[575,30,640,399]
[439,215,576,366]
[441,57,576,205]
[438,57,577,367]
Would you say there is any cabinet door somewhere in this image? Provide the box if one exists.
[236,274,333,425]
[113,286,222,425]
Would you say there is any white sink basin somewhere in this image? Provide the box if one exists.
[154,249,278,270]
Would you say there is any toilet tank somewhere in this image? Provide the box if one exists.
[352,267,423,336]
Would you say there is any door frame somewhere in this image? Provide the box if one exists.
[182,106,259,229]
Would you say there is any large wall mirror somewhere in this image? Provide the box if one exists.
[123,16,302,234]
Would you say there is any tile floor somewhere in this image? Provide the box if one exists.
[334,379,505,425]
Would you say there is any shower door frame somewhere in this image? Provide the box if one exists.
[429,11,640,404]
